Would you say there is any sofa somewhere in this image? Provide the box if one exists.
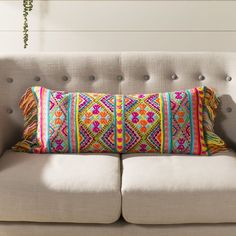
[0,52,236,236]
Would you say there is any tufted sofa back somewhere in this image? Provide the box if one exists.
[0,52,235,155]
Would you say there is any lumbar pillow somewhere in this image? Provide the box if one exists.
[12,86,226,155]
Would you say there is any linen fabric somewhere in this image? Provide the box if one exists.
[0,150,121,223]
[122,150,236,224]
[13,86,226,155]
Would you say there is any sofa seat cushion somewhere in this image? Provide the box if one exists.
[122,151,236,224]
[0,151,121,223]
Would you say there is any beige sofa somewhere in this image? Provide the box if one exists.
[0,52,236,236]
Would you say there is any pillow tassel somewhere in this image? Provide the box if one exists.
[12,88,39,152]
[203,87,227,155]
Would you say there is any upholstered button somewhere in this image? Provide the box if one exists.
[225,76,232,82]
[62,76,69,81]
[143,75,150,81]
[6,108,13,114]
[198,75,205,81]
[226,107,232,113]
[89,75,95,81]
[117,75,123,81]
[6,77,13,83]
[34,76,41,82]
[171,74,178,80]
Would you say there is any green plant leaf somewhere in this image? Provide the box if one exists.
[23,0,33,48]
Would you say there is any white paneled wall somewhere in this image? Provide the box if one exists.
[1,1,236,51]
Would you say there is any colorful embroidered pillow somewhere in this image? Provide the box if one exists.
[13,86,226,155]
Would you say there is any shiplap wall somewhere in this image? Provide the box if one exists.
[1,1,236,51]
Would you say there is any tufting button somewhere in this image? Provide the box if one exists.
[143,75,150,81]
[226,107,232,113]
[171,74,178,80]
[34,76,41,82]
[89,75,95,81]
[6,77,13,83]
[6,108,13,114]
[225,76,232,82]
[62,76,69,81]
[117,75,124,81]
[198,75,205,81]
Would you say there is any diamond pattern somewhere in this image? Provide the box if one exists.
[79,93,115,152]
[171,91,191,153]
[49,91,69,153]
[124,94,161,152]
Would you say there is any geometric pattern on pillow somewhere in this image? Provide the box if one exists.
[122,88,208,155]
[41,88,116,153]
[78,93,115,152]
[12,86,226,155]
[124,93,162,153]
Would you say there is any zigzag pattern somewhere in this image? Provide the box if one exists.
[13,86,227,155]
